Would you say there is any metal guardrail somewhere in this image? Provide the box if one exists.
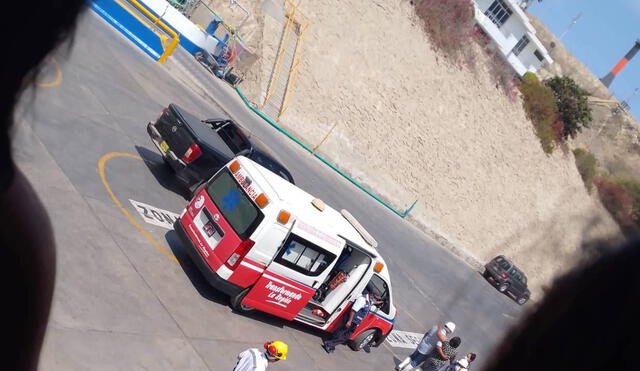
[235,87,418,218]
[116,0,180,63]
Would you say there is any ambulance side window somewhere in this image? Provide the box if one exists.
[367,274,390,314]
[274,234,336,277]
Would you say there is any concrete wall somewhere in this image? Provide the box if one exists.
[91,0,166,60]
[139,0,221,54]
[518,40,541,71]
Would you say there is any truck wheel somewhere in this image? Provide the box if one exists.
[498,283,510,293]
[160,155,170,168]
[349,329,378,351]
[517,296,529,305]
[230,287,255,314]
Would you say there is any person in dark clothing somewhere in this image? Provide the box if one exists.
[322,291,383,353]
[421,336,461,371]
[1,2,87,370]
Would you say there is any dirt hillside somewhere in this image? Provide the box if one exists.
[217,0,622,298]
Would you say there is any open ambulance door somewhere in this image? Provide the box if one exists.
[241,220,345,320]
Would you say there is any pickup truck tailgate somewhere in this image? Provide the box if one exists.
[155,107,194,157]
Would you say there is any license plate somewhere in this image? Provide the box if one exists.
[160,141,169,152]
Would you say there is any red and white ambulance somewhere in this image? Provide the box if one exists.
[174,156,396,350]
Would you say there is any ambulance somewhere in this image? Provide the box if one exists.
[174,156,396,351]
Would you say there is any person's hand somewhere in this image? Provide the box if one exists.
[346,321,352,328]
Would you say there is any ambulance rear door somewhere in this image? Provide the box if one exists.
[241,220,345,320]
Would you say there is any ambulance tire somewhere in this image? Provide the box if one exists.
[230,287,255,314]
[349,328,378,351]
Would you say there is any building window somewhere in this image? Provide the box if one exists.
[485,0,513,28]
[534,49,545,62]
[512,35,530,56]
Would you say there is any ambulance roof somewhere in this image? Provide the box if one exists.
[239,157,380,258]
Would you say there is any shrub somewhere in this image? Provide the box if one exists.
[544,76,592,139]
[552,119,565,144]
[572,148,597,192]
[594,177,635,230]
[412,0,475,60]
[522,72,539,85]
[519,77,560,154]
[613,177,640,224]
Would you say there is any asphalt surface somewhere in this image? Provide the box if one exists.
[14,12,525,371]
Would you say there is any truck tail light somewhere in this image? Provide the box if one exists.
[182,143,202,163]
[225,239,255,269]
[501,272,508,279]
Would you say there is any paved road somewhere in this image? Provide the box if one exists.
[14,12,524,371]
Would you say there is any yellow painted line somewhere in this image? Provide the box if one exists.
[98,152,178,263]
[37,58,63,88]
[383,342,402,361]
[113,0,163,38]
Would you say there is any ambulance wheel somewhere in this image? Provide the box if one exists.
[230,288,255,314]
[349,329,378,351]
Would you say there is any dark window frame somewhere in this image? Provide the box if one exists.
[512,35,530,56]
[367,274,391,315]
[217,123,251,154]
[485,0,513,27]
[534,49,545,62]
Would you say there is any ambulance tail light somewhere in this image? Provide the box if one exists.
[182,143,202,163]
[225,239,255,269]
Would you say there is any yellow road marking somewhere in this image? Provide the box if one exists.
[37,57,63,88]
[98,152,178,263]
[383,342,402,360]
[113,0,172,45]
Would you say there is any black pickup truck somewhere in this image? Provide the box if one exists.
[147,104,294,194]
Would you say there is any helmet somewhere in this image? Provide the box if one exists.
[444,322,456,333]
[264,341,288,360]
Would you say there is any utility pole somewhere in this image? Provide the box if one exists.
[559,12,583,40]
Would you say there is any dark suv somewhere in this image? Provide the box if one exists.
[483,255,530,305]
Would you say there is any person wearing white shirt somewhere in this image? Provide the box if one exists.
[396,322,456,371]
[322,292,383,353]
[233,341,288,371]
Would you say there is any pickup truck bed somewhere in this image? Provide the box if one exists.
[147,104,294,194]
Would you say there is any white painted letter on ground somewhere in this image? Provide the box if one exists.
[129,199,180,229]
[386,330,424,349]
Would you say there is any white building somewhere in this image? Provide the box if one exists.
[473,0,553,76]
